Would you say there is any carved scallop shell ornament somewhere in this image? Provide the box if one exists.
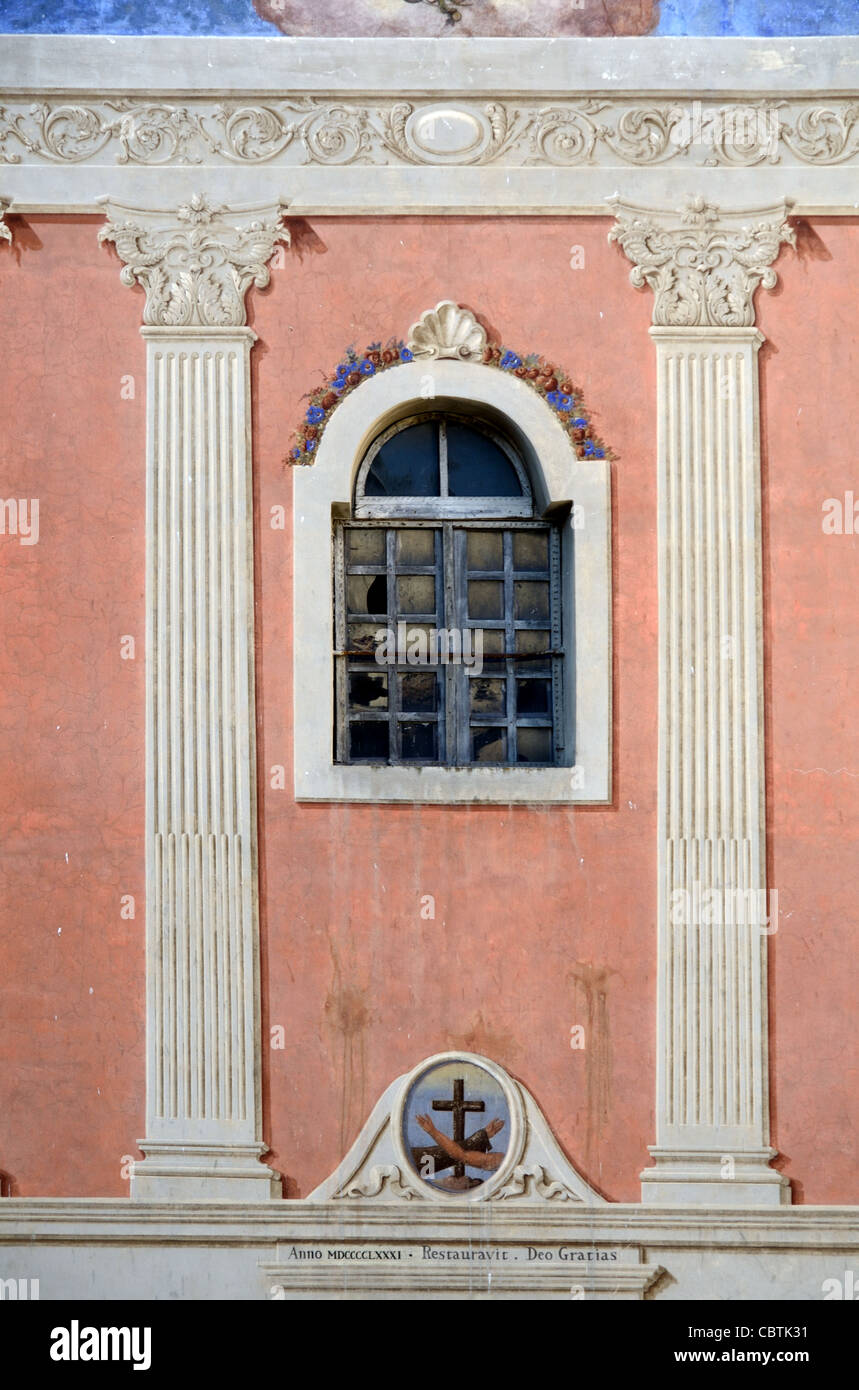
[407,300,488,361]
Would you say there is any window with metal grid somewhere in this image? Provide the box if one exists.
[333,414,563,767]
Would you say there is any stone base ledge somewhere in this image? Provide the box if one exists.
[0,1200,856,1299]
[641,1149,791,1208]
[130,1143,282,1203]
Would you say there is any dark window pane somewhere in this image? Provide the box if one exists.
[397,574,436,616]
[468,580,504,620]
[396,624,437,665]
[350,721,389,760]
[516,727,552,763]
[478,629,505,659]
[470,677,506,715]
[400,672,437,712]
[397,528,436,565]
[348,622,387,658]
[347,573,387,615]
[466,529,503,571]
[472,727,507,763]
[348,528,386,565]
[513,531,549,571]
[401,722,437,760]
[447,422,524,497]
[515,628,551,655]
[514,581,550,622]
[349,672,388,710]
[364,421,440,497]
[517,679,551,715]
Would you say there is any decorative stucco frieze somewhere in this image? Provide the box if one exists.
[0,196,10,242]
[4,98,859,171]
[608,195,795,328]
[98,193,289,327]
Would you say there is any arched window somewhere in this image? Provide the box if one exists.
[292,352,610,805]
[335,411,562,767]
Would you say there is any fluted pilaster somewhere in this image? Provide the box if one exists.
[611,198,793,1205]
[100,195,288,1199]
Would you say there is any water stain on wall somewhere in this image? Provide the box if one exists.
[569,960,614,1177]
[324,932,373,1155]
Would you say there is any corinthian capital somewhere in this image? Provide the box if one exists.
[98,193,290,328]
[608,195,794,329]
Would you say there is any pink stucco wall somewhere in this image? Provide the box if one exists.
[0,217,146,1196]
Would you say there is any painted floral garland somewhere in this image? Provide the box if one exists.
[288,337,610,463]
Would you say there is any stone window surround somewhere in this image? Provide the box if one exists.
[293,359,611,805]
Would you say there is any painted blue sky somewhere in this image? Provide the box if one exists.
[0,0,856,35]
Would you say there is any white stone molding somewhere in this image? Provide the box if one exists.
[0,197,10,243]
[309,1052,606,1205]
[293,355,611,804]
[3,38,859,212]
[612,199,791,1205]
[609,196,796,328]
[98,193,289,327]
[101,199,286,1200]
[407,300,487,361]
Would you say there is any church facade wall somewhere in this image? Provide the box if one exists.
[1,204,856,1209]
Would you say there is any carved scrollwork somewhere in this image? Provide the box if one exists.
[298,104,373,166]
[213,103,297,163]
[116,104,217,166]
[781,103,859,164]
[529,104,600,165]
[26,102,115,163]
[334,1165,418,1200]
[98,193,290,328]
[494,1164,582,1202]
[609,195,795,329]
[602,105,687,165]
[3,97,859,170]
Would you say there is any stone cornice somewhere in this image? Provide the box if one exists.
[608,196,795,328]
[3,37,859,97]
[1,38,858,214]
[97,194,289,327]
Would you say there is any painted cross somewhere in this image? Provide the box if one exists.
[432,1077,484,1177]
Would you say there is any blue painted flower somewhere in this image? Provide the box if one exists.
[306,405,325,424]
[291,447,301,461]
[399,347,413,362]
[305,438,317,454]
[547,391,572,412]
[573,416,588,428]
[360,359,375,375]
[336,363,350,376]
[500,351,522,370]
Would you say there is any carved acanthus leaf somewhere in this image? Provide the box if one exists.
[334,1165,418,1200]
[98,193,290,327]
[608,195,795,328]
[408,300,487,361]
